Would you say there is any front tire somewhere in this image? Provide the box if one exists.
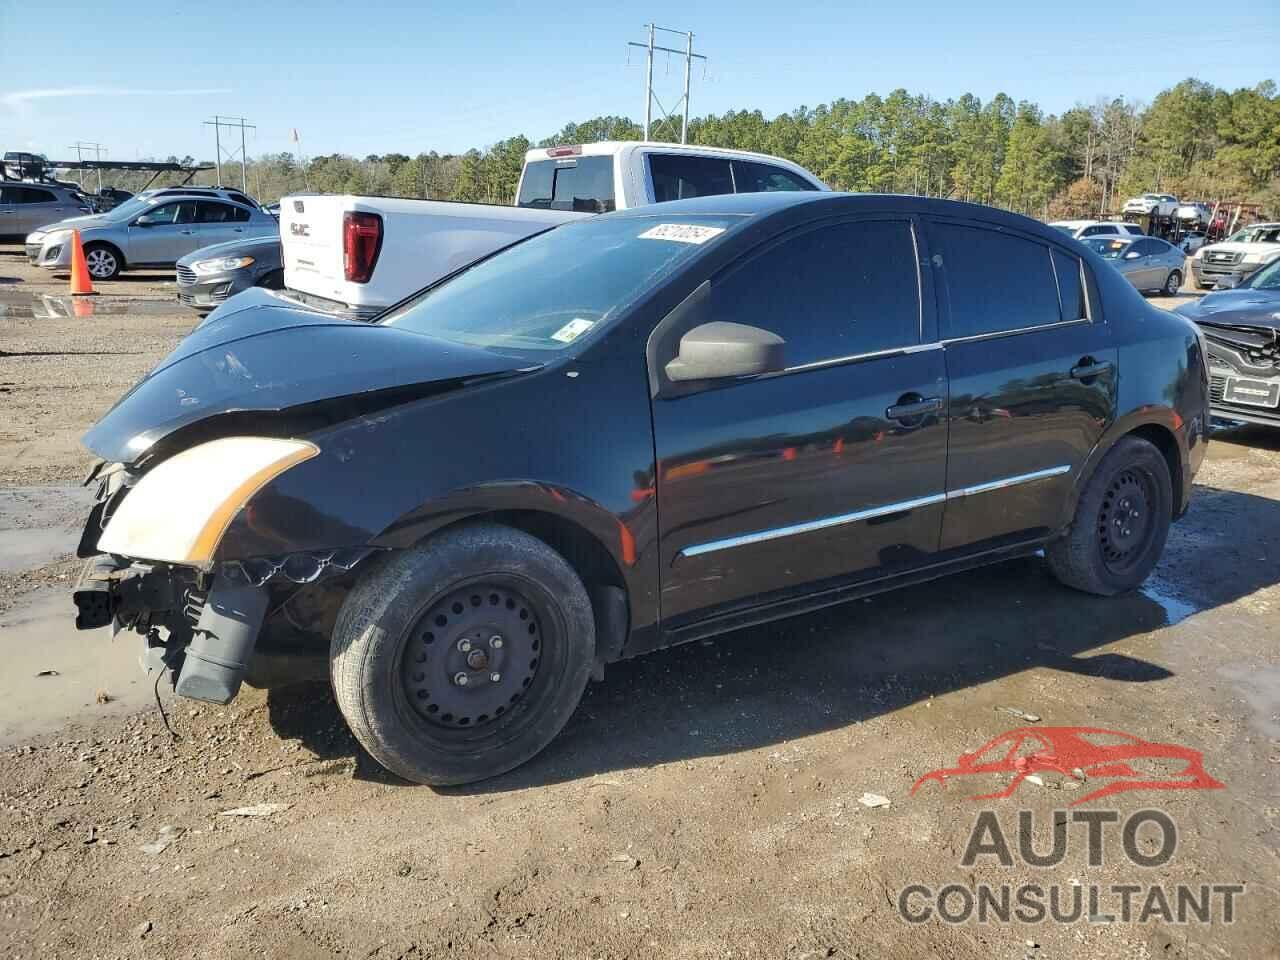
[1047,437,1173,596]
[82,243,121,280]
[330,522,595,785]
[1164,270,1183,295]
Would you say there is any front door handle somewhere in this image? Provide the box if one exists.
[886,396,942,421]
[1070,359,1113,380]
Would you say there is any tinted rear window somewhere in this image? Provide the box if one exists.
[1052,250,1086,321]
[730,159,816,193]
[517,156,615,212]
[649,154,733,203]
[932,222,1062,337]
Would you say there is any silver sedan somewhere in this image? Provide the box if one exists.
[25,194,277,280]
[1081,235,1187,296]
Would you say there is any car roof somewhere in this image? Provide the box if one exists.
[604,192,1075,241]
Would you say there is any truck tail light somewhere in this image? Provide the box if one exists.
[343,211,383,284]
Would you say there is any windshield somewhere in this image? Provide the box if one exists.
[1083,237,1131,260]
[1245,258,1280,290]
[381,214,739,354]
[101,197,157,221]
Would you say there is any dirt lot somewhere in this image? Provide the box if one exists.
[1,250,1277,959]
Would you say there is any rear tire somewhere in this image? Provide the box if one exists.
[1164,270,1183,295]
[83,243,121,280]
[330,522,595,785]
[1046,437,1173,596]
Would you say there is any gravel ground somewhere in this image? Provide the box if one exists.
[0,251,1277,959]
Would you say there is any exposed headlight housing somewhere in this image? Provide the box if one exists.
[1242,252,1263,264]
[192,255,255,275]
[97,437,319,567]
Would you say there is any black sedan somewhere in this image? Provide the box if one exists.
[1176,258,1280,426]
[175,234,283,313]
[72,193,1209,785]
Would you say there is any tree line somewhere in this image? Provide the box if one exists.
[106,78,1279,220]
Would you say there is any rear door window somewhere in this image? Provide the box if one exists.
[730,160,817,194]
[516,156,615,212]
[711,219,921,367]
[648,154,733,203]
[1051,250,1086,321]
[931,222,1063,338]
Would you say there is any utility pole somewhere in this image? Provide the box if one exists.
[203,116,256,191]
[67,141,107,191]
[628,24,706,143]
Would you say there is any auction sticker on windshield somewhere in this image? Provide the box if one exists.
[638,224,726,244]
[550,318,595,343]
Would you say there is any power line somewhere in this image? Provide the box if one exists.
[202,116,256,191]
[67,141,107,191]
[628,24,707,143]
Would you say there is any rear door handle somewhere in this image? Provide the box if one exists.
[886,397,942,421]
[1070,360,1113,380]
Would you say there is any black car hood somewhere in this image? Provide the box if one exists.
[83,302,533,463]
[1176,287,1280,329]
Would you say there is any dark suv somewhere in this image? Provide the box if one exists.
[72,193,1209,785]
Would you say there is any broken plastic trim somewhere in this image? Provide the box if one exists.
[220,547,379,588]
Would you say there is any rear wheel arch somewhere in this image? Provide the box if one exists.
[1068,417,1184,528]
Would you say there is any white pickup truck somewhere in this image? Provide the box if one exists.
[279,141,827,318]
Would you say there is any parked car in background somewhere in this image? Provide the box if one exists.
[26,194,277,280]
[1123,193,1179,218]
[1049,219,1144,240]
[177,234,282,313]
[279,141,828,318]
[1175,202,1211,230]
[1177,258,1280,427]
[1180,232,1208,254]
[90,187,134,212]
[1082,235,1186,295]
[72,191,1207,786]
[1191,223,1280,289]
[0,182,91,240]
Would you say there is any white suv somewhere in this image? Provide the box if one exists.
[1123,193,1179,218]
[1049,220,1145,240]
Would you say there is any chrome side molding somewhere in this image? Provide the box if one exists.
[677,465,1071,559]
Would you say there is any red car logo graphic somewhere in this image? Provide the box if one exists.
[911,726,1224,806]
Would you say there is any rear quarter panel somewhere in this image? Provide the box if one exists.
[1064,261,1208,523]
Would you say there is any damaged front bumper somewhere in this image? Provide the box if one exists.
[72,460,374,704]
[73,556,269,704]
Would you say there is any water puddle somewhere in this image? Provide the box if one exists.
[0,290,177,320]
[1141,578,1202,625]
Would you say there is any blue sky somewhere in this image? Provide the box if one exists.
[2,0,1276,163]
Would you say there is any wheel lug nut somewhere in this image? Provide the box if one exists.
[454,672,469,686]
[458,639,472,652]
[490,672,501,683]
[490,636,503,648]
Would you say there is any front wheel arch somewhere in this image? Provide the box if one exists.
[82,240,125,276]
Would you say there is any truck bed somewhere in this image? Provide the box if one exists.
[280,194,583,318]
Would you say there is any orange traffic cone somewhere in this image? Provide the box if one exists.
[69,229,96,296]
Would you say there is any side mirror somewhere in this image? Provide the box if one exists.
[665,322,785,382]
[1214,276,1241,290]
[1124,250,1141,260]
[133,218,156,227]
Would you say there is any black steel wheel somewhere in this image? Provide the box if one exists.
[1047,436,1173,595]
[330,522,595,785]
[401,583,542,730]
